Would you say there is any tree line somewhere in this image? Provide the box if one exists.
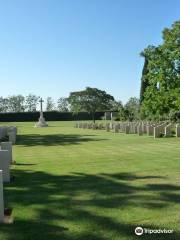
[0,94,69,112]
[0,90,140,121]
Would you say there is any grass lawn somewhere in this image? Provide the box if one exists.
[0,121,180,240]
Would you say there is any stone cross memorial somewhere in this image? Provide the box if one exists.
[35,98,48,127]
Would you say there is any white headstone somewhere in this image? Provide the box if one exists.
[0,128,3,140]
[106,123,110,132]
[0,150,11,182]
[137,124,143,136]
[0,170,4,222]
[176,124,180,137]
[0,127,8,140]
[1,142,13,164]
[7,127,17,144]
[147,125,154,136]
[125,125,130,134]
[165,123,173,137]
[114,124,119,133]
[154,124,166,138]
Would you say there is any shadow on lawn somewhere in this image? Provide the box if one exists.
[1,170,180,240]
[101,172,166,181]
[15,163,38,166]
[16,134,108,146]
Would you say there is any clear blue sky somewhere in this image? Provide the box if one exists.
[0,0,179,103]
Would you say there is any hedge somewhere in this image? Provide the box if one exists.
[0,111,105,122]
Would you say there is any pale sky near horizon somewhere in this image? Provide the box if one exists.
[0,0,179,103]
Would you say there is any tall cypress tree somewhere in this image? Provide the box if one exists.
[140,56,149,105]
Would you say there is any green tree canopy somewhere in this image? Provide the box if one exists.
[46,97,55,111]
[0,97,9,113]
[140,21,180,120]
[68,87,114,122]
[57,97,69,112]
[25,94,39,112]
[124,97,140,121]
[139,54,149,105]
[8,95,25,112]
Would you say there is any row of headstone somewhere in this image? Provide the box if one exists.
[110,122,136,134]
[75,122,106,130]
[113,121,180,138]
[76,121,149,135]
[75,121,180,139]
[0,126,17,144]
[153,123,180,138]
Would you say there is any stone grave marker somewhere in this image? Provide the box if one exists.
[176,124,180,137]
[1,142,13,164]
[0,170,4,223]
[165,123,174,137]
[125,125,130,134]
[154,123,167,138]
[0,150,11,182]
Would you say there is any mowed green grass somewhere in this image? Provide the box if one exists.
[0,121,180,240]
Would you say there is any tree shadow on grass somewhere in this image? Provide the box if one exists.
[16,134,108,146]
[1,170,180,240]
[15,163,37,166]
[101,172,166,181]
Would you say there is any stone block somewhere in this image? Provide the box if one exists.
[147,125,154,136]
[0,170,4,222]
[165,124,173,137]
[114,124,119,133]
[176,124,180,137]
[154,124,166,138]
[1,142,13,164]
[0,150,11,183]
[125,125,130,134]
